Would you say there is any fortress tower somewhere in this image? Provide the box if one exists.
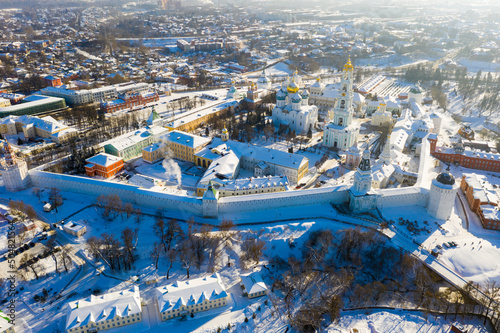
[0,142,31,192]
[427,169,458,220]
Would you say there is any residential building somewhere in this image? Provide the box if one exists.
[85,153,124,178]
[0,115,77,143]
[428,136,500,173]
[102,126,168,161]
[461,173,500,231]
[142,143,164,164]
[211,175,289,198]
[100,91,159,113]
[43,75,62,87]
[0,98,10,108]
[0,95,66,117]
[41,82,149,106]
[240,272,268,298]
[63,222,87,237]
[163,130,211,163]
[65,286,142,333]
[193,135,309,195]
[155,273,229,321]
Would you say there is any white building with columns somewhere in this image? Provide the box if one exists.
[323,57,359,150]
[271,73,318,135]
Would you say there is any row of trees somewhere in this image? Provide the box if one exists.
[96,194,141,222]
[87,228,138,271]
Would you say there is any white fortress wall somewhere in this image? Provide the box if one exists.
[376,186,429,209]
[415,135,432,189]
[217,185,350,215]
[29,170,203,215]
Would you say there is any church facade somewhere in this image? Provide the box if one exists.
[323,58,359,150]
[271,73,318,135]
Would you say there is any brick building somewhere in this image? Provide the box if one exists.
[100,92,159,113]
[460,173,500,231]
[428,136,500,173]
[85,153,124,178]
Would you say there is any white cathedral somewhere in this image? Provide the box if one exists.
[271,72,318,135]
[322,57,359,150]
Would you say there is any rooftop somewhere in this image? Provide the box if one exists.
[155,273,228,313]
[86,153,123,167]
[66,286,141,330]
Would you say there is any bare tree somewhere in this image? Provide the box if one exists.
[121,227,137,270]
[240,236,266,269]
[60,246,73,273]
[49,187,63,213]
[123,203,134,219]
[482,280,500,325]
[46,237,59,274]
[150,242,162,270]
[178,239,195,278]
[165,249,176,279]
[32,187,42,202]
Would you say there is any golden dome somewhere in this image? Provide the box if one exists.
[287,78,299,94]
[344,55,353,71]
[222,127,228,134]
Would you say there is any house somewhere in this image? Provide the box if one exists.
[63,222,87,238]
[240,272,268,298]
[102,126,167,161]
[65,286,142,333]
[163,130,211,163]
[142,143,164,164]
[461,173,500,231]
[155,273,229,321]
[85,153,124,178]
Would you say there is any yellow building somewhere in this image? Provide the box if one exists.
[165,100,238,133]
[65,286,142,333]
[155,273,229,321]
[0,115,77,142]
[142,143,164,164]
[163,130,211,163]
[0,98,11,108]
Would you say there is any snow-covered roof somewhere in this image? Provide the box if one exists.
[463,173,500,205]
[101,127,156,152]
[155,273,228,313]
[164,130,211,149]
[65,286,141,331]
[199,150,240,185]
[240,272,268,295]
[63,222,86,234]
[208,137,309,171]
[142,143,162,153]
[86,153,123,167]
[212,175,288,191]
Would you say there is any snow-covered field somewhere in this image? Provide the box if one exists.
[328,309,489,333]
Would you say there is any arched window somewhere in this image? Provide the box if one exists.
[340,100,345,108]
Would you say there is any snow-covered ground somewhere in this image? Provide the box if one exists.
[328,309,489,333]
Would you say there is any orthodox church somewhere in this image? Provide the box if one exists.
[271,72,318,135]
[322,57,359,150]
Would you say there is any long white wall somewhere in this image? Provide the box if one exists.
[218,185,350,215]
[376,186,429,209]
[29,170,351,218]
[29,170,203,216]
